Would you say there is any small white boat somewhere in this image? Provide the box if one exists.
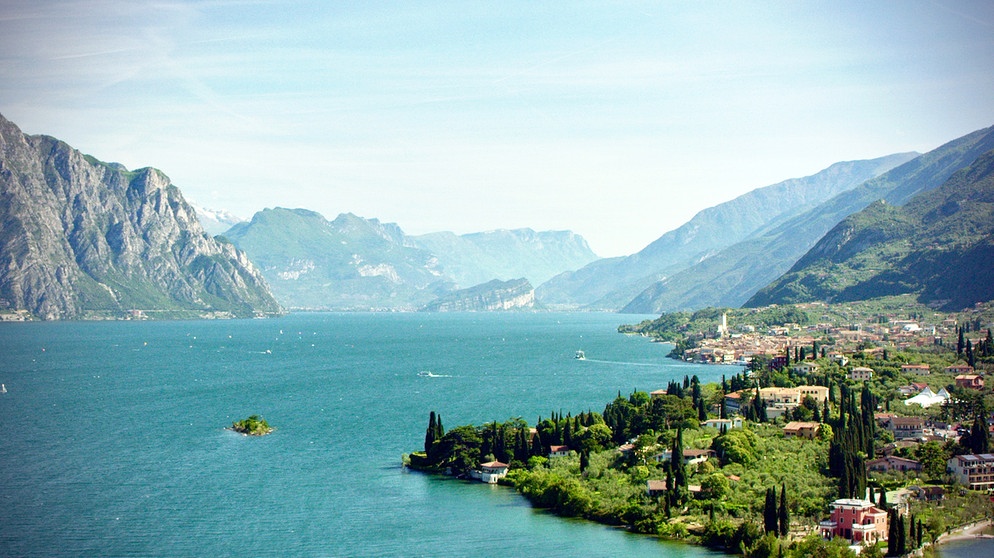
[1,384,6,393]
[574,350,586,360]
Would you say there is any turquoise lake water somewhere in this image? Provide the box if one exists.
[0,312,731,556]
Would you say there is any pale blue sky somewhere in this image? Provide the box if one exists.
[2,1,994,256]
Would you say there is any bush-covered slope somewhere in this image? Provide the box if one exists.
[746,148,994,310]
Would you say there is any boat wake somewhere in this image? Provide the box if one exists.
[418,371,452,378]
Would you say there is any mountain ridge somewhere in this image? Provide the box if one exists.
[745,147,994,310]
[622,124,994,313]
[537,152,918,310]
[223,208,596,311]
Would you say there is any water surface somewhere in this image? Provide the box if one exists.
[0,312,730,556]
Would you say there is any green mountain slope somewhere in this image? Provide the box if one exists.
[536,153,917,310]
[623,124,994,313]
[745,148,994,310]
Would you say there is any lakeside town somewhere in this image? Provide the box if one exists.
[410,301,994,558]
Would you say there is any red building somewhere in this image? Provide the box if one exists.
[818,498,888,544]
[955,374,985,390]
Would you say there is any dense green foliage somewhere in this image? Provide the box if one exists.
[230,415,272,436]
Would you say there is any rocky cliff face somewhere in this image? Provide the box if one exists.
[0,113,282,319]
[421,278,536,312]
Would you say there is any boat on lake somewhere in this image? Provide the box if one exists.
[574,350,585,360]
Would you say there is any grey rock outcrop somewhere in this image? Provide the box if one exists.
[421,278,536,312]
[0,113,282,319]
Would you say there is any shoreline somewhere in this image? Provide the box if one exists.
[934,519,994,546]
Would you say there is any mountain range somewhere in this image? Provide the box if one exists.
[4,108,993,320]
[537,152,918,310]
[0,113,281,319]
[622,124,994,313]
[746,146,994,310]
[222,208,597,311]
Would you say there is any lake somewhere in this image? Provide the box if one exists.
[0,312,731,556]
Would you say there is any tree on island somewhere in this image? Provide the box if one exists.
[231,415,273,436]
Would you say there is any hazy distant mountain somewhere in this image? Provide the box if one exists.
[746,147,994,310]
[223,208,452,311]
[421,278,536,312]
[0,113,282,319]
[537,153,917,310]
[625,124,994,313]
[412,228,598,287]
[225,208,599,310]
[192,204,245,236]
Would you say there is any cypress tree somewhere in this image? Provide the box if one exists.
[889,510,898,556]
[909,515,916,549]
[878,488,887,509]
[672,425,687,489]
[665,465,677,510]
[778,483,789,537]
[435,414,444,439]
[917,518,923,548]
[764,487,778,534]
[531,427,544,457]
[425,411,437,453]
[897,513,906,555]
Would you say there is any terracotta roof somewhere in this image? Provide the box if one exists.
[480,461,509,468]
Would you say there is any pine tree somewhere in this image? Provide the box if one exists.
[778,483,789,537]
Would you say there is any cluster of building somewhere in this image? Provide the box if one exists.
[724,385,829,419]
[678,310,982,366]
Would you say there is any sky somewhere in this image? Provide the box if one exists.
[2,1,994,257]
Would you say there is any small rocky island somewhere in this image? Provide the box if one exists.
[229,415,273,436]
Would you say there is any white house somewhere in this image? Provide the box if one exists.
[479,461,509,484]
[703,417,744,431]
[548,445,571,458]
